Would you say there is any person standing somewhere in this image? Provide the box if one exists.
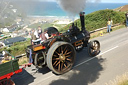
[30,29,40,45]
[30,29,36,45]
[107,18,111,33]
[110,19,113,31]
[125,12,128,28]
[38,26,42,37]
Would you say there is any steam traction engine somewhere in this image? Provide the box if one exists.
[26,12,100,74]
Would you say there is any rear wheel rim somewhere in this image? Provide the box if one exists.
[0,79,15,85]
[52,44,75,73]
[36,52,44,67]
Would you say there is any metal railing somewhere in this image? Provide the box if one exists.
[90,23,120,34]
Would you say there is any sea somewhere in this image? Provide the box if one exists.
[18,2,128,17]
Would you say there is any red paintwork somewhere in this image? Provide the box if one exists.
[0,69,22,81]
[20,63,32,68]
[0,62,32,82]
[42,46,46,49]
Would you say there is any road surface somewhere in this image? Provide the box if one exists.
[12,27,128,85]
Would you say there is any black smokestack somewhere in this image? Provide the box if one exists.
[80,12,85,31]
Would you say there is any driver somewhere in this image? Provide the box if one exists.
[40,30,53,43]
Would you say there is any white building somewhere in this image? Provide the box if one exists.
[2,28,9,32]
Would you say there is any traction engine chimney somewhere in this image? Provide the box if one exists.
[80,12,85,31]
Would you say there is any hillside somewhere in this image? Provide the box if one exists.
[0,6,126,56]
[0,1,26,28]
[114,5,128,12]
[62,9,125,32]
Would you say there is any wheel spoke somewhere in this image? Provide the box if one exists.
[59,46,61,53]
[64,61,70,68]
[53,60,58,66]
[65,55,70,58]
[55,61,60,67]
[64,50,68,55]
[64,63,67,68]
[61,46,63,54]
[63,46,67,53]
[95,45,98,49]
[55,51,60,56]
[61,62,64,71]
[53,58,60,60]
[53,55,59,57]
[58,63,61,71]
[66,51,72,55]
[66,58,72,62]
[6,80,10,85]
[94,42,96,45]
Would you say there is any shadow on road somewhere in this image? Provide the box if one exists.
[12,48,105,85]
[37,67,51,74]
[49,48,105,85]
[12,69,35,85]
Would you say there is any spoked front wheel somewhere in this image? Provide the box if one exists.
[47,41,76,74]
[88,40,100,57]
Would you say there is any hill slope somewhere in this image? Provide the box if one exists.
[62,9,125,32]
[0,1,26,28]
[114,5,128,12]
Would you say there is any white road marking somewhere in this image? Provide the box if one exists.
[99,46,119,56]
[35,46,119,84]
[74,46,119,68]
[74,57,96,68]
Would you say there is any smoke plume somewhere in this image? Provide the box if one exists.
[57,0,86,16]
[56,0,100,16]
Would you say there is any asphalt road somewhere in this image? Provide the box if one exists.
[12,27,128,85]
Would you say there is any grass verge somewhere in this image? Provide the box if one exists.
[18,56,29,66]
[105,73,128,85]
[90,25,125,39]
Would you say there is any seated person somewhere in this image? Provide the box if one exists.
[40,30,53,43]
[1,51,12,64]
[38,26,42,37]
[44,30,53,39]
[31,29,41,45]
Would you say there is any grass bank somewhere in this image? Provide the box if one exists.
[62,9,125,33]
[90,25,125,39]
[105,73,128,85]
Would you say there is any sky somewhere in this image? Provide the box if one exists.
[39,0,128,3]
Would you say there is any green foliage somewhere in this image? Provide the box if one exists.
[62,9,125,32]
[28,23,53,31]
[0,10,126,56]
[0,39,31,56]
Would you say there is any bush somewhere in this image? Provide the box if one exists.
[0,39,31,56]
[61,9,125,32]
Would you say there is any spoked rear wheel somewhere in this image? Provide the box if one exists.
[35,52,45,68]
[88,40,100,57]
[47,41,76,74]
[0,79,15,85]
